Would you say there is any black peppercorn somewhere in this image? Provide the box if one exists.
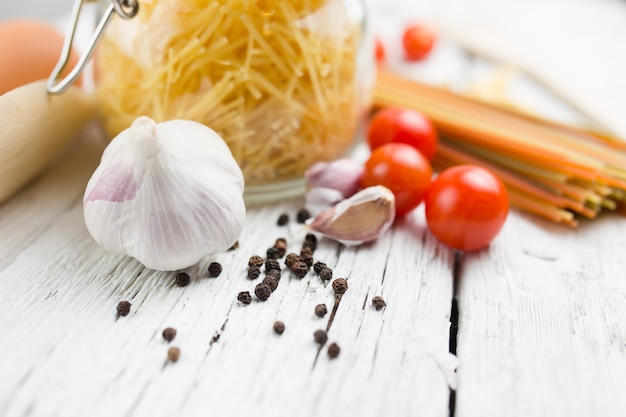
[247,265,261,280]
[162,327,177,342]
[296,208,311,223]
[266,247,280,259]
[263,275,279,292]
[285,253,300,269]
[167,347,181,363]
[291,261,309,278]
[314,304,328,318]
[299,252,314,268]
[175,272,191,287]
[277,213,289,226]
[273,321,285,335]
[313,261,327,274]
[273,238,287,258]
[319,267,333,281]
[327,342,340,359]
[265,258,281,272]
[208,262,222,277]
[237,291,252,305]
[303,233,317,252]
[228,241,239,251]
[332,278,348,295]
[255,282,272,301]
[266,268,281,280]
[372,296,386,310]
[116,300,131,317]
[248,255,264,268]
[313,329,328,345]
[300,246,313,257]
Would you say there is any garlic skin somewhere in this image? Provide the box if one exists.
[83,116,245,271]
[304,158,364,198]
[307,185,395,246]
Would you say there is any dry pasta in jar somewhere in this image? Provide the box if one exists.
[95,0,373,199]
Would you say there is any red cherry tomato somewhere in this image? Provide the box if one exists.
[361,143,432,217]
[402,24,436,61]
[367,107,438,160]
[375,37,386,63]
[425,165,509,251]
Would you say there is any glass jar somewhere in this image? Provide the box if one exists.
[95,0,374,202]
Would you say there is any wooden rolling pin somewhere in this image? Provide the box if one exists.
[0,81,96,205]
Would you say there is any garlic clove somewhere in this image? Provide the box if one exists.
[304,158,364,198]
[304,187,344,216]
[307,185,395,246]
[84,116,246,271]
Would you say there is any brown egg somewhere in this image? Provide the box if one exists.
[0,19,81,95]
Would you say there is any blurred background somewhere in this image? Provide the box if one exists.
[1,0,625,137]
[0,0,73,20]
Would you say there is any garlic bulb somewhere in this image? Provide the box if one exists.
[83,116,246,271]
[307,185,395,246]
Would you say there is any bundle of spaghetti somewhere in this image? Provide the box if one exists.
[374,69,626,227]
[96,0,360,185]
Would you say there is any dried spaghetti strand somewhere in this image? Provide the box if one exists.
[374,69,626,225]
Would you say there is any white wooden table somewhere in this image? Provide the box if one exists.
[2,1,626,416]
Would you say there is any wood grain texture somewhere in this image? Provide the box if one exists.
[2,3,626,416]
[0,132,454,417]
[455,212,626,417]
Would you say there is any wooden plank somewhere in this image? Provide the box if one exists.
[0,134,454,417]
[455,212,626,417]
[0,128,105,270]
